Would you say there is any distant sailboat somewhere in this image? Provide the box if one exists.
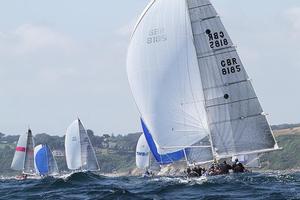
[34,144,59,176]
[11,129,36,175]
[65,119,100,172]
[127,0,280,167]
[136,134,151,170]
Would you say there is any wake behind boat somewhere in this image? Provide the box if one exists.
[127,0,281,177]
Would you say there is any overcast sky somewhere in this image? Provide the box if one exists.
[0,0,299,136]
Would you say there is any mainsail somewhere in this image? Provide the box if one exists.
[128,0,279,165]
[186,0,279,158]
[136,134,151,170]
[11,129,36,174]
[65,119,100,171]
[34,144,59,176]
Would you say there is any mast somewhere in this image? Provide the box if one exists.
[185,0,279,159]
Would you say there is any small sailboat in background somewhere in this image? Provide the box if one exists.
[65,118,100,172]
[11,129,36,179]
[136,134,154,177]
[127,0,281,174]
[34,144,59,177]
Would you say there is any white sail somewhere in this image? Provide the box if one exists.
[186,0,279,158]
[127,0,210,163]
[232,154,261,168]
[136,134,150,170]
[11,129,35,174]
[34,144,59,176]
[65,119,99,171]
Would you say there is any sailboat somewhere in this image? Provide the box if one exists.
[11,129,36,177]
[136,134,151,171]
[136,134,160,177]
[127,0,280,169]
[65,118,100,172]
[34,144,59,177]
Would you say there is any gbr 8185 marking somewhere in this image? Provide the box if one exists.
[221,58,241,76]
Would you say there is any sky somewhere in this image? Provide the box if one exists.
[0,0,299,136]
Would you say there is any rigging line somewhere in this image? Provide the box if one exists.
[187,2,217,158]
[184,0,204,131]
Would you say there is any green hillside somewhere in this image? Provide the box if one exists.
[0,124,299,175]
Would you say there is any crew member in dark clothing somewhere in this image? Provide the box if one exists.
[232,159,245,173]
[220,161,232,174]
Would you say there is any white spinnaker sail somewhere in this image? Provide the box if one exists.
[186,0,278,158]
[65,119,99,171]
[127,0,209,156]
[136,134,150,170]
[11,129,35,174]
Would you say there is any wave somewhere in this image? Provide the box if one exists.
[0,171,299,199]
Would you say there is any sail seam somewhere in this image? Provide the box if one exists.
[197,48,236,59]
[203,79,250,91]
[188,4,212,10]
[206,97,258,108]
[209,113,263,126]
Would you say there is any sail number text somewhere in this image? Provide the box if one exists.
[221,58,241,76]
[147,28,167,44]
[206,29,229,49]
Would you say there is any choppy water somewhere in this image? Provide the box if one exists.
[0,171,299,200]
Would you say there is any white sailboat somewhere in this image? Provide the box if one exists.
[34,144,59,176]
[11,129,36,176]
[127,0,280,167]
[136,134,151,170]
[65,119,100,172]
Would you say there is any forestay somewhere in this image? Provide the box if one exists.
[11,129,35,174]
[127,0,210,164]
[136,134,150,170]
[186,0,278,158]
[34,144,59,176]
[65,119,99,171]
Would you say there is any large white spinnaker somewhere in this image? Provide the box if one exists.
[65,119,100,171]
[11,129,35,174]
[34,144,59,176]
[136,134,150,170]
[127,0,211,165]
[186,0,279,159]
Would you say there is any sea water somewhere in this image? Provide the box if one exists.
[0,171,299,200]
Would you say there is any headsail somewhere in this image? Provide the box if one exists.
[127,0,210,164]
[65,119,100,171]
[34,144,59,176]
[11,129,35,174]
[186,0,279,158]
[136,134,150,170]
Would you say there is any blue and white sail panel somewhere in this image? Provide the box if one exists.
[34,144,59,176]
[141,119,186,165]
[127,0,210,160]
[136,134,150,170]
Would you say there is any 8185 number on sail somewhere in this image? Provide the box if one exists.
[221,58,241,75]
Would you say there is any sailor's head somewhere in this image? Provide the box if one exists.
[223,161,227,164]
[235,158,239,162]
